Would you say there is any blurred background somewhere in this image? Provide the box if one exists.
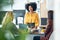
[0,0,54,27]
[0,0,54,40]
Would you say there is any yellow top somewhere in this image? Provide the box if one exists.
[24,12,39,27]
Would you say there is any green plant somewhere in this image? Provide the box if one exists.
[1,11,29,40]
[0,29,6,40]
[6,22,19,34]
[0,12,16,40]
[17,27,29,40]
[5,30,15,40]
[0,11,6,24]
[1,22,19,40]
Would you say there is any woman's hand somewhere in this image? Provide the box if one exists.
[35,26,37,29]
[40,37,45,40]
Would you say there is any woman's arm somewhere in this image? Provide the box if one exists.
[35,13,39,27]
[46,27,53,39]
[24,13,28,24]
[40,26,53,40]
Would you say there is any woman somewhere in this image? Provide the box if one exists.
[2,11,13,30]
[24,2,39,29]
[40,10,53,40]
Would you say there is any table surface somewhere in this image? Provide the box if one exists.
[26,34,45,40]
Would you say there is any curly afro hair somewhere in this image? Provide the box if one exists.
[25,2,37,11]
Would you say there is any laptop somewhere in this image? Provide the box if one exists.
[27,23,35,28]
[19,24,27,29]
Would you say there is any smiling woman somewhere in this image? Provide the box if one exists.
[24,2,39,29]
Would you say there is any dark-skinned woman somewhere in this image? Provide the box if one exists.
[24,2,39,29]
[40,10,53,40]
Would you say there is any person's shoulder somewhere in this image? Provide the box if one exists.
[34,12,38,15]
[34,12,38,13]
[25,12,29,16]
[25,12,29,14]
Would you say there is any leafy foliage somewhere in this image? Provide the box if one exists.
[0,11,29,40]
[0,29,6,40]
[0,11,6,24]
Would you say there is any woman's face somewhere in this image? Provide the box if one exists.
[29,6,33,12]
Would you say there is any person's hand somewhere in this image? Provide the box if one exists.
[31,26,35,29]
[35,26,37,29]
[40,37,45,40]
[43,37,49,40]
[45,34,50,40]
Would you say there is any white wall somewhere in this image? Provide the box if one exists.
[13,0,26,10]
[46,0,54,10]
[54,0,60,40]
